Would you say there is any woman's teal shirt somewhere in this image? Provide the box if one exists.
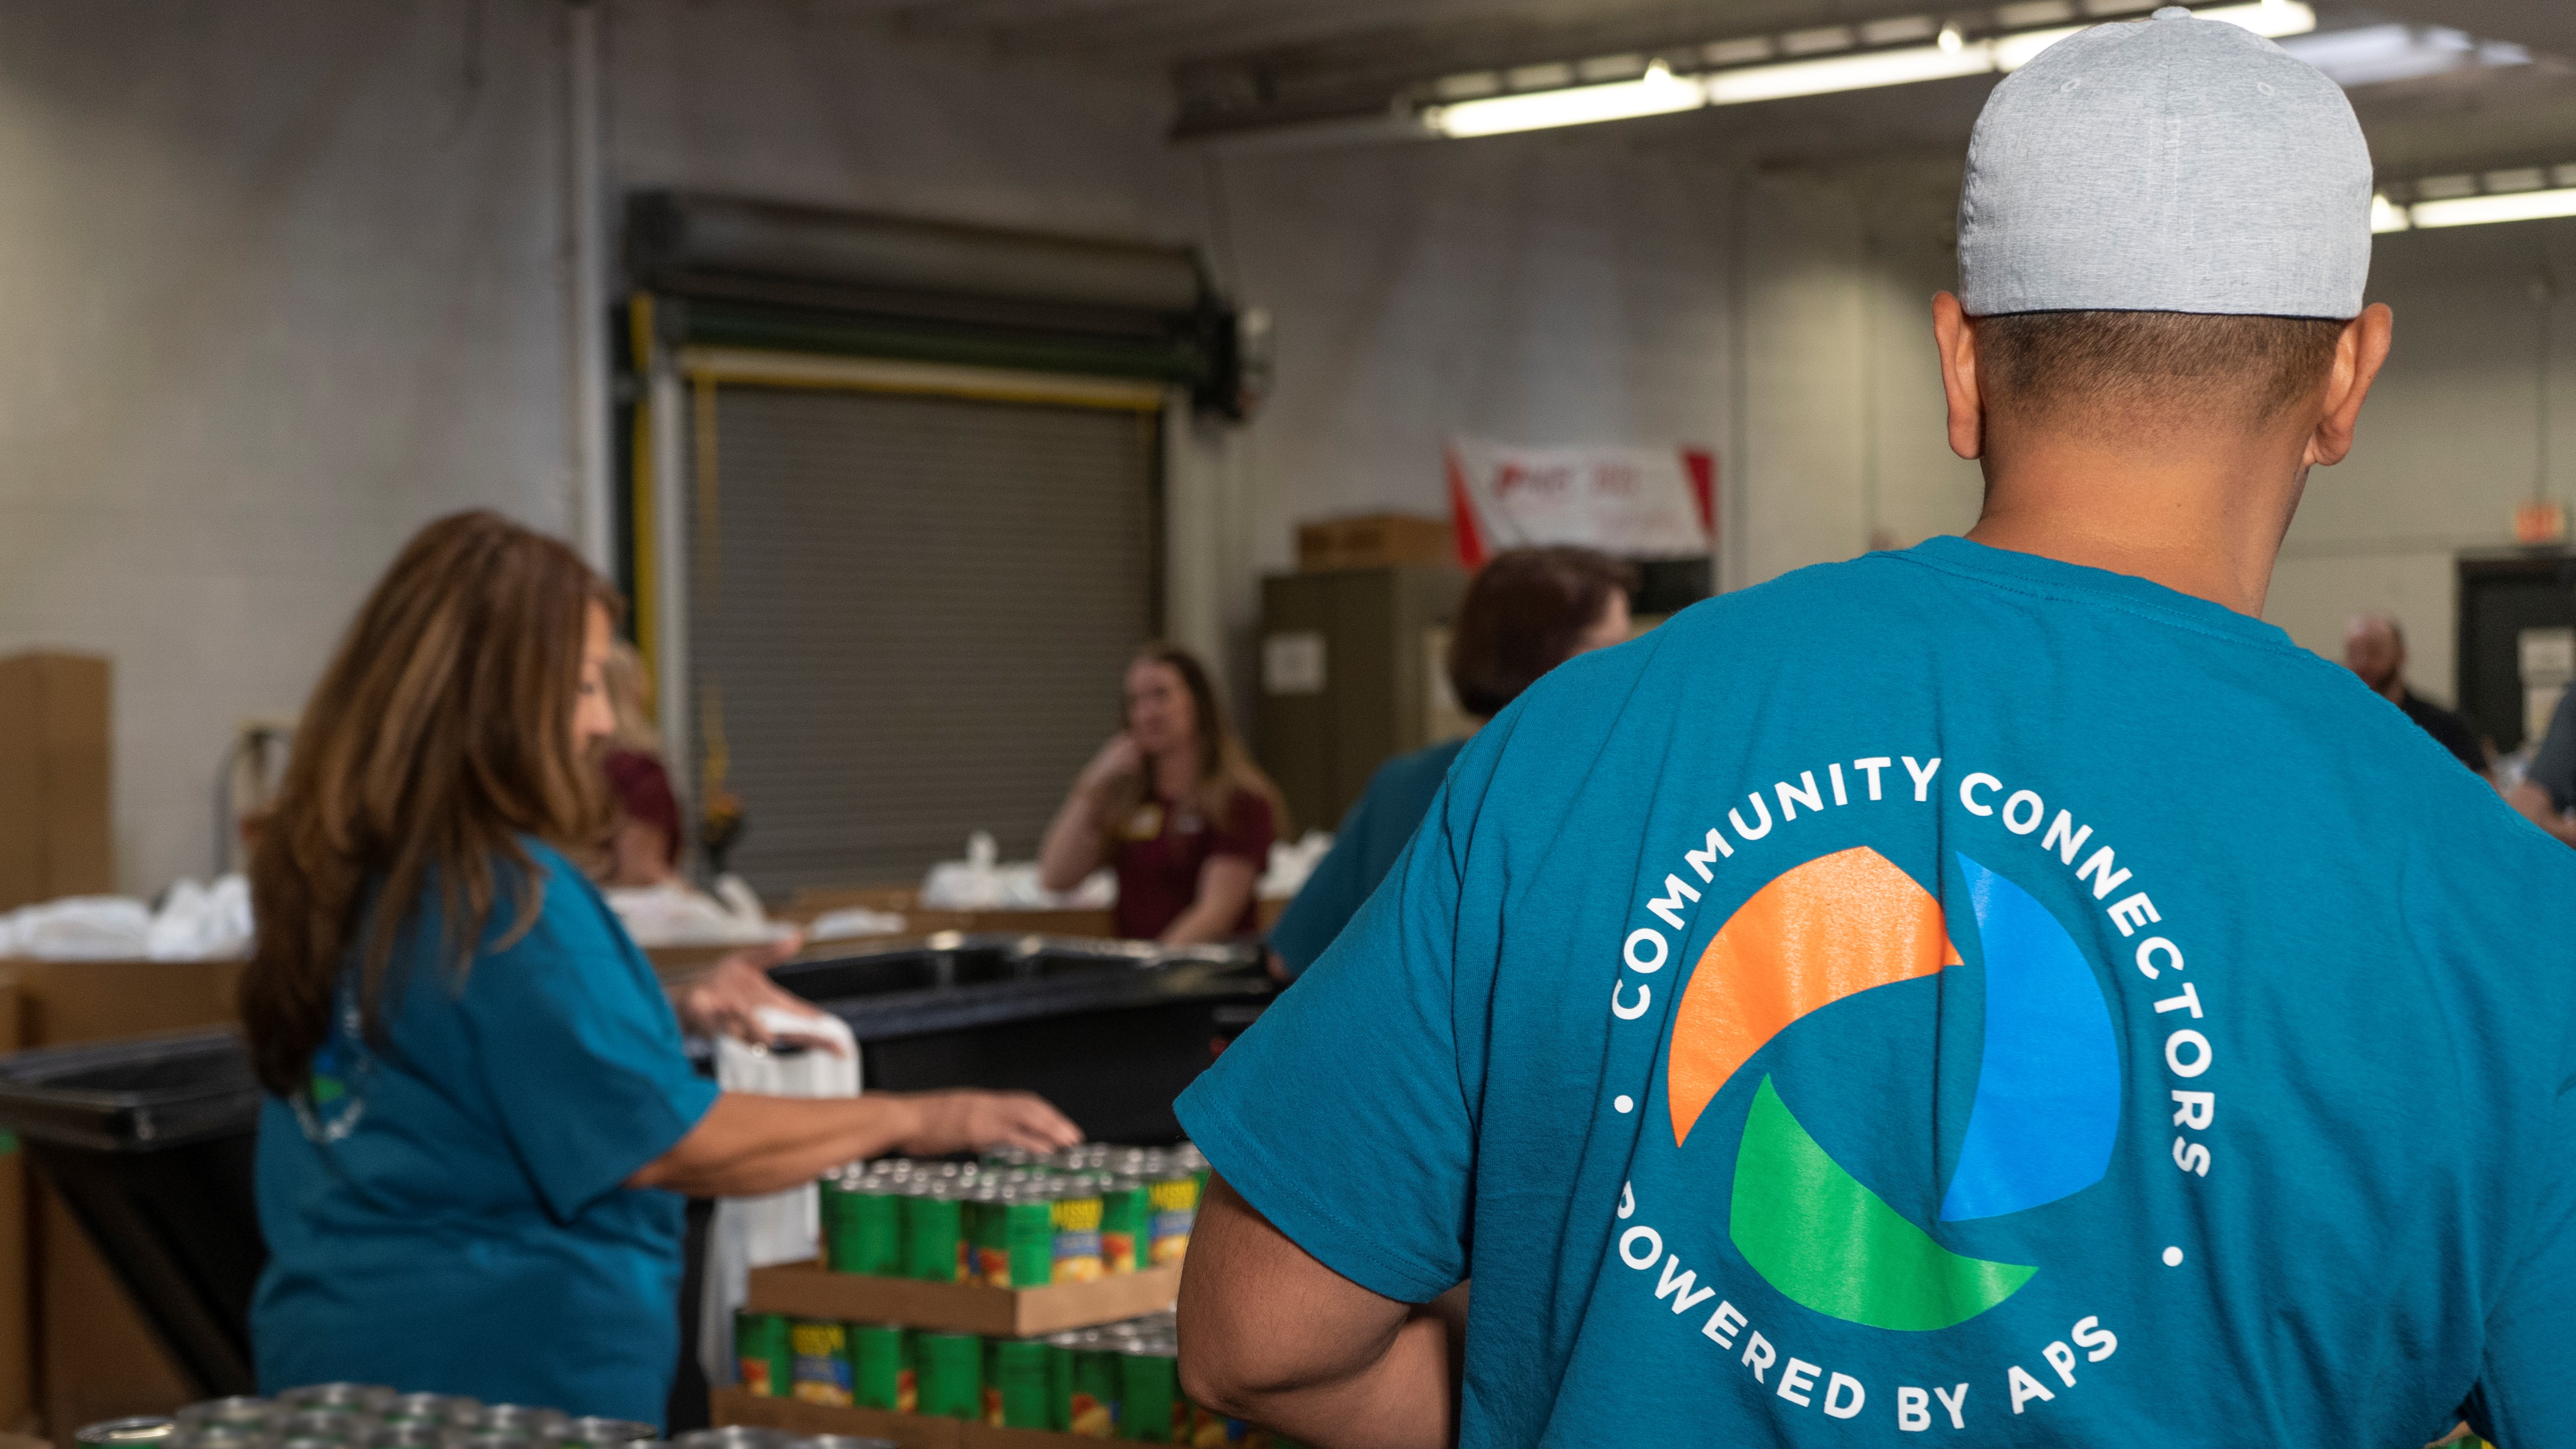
[1269,739,1467,979]
[252,841,719,1423]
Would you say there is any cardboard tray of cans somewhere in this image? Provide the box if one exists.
[713,1388,1095,1449]
[744,1263,1182,1340]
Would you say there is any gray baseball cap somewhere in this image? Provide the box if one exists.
[1958,6,2371,319]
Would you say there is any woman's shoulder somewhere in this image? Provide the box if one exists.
[482,838,624,954]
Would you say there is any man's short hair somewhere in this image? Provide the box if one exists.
[1976,311,2345,436]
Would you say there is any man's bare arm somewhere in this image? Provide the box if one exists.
[1176,1176,1457,1449]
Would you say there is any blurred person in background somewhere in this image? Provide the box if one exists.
[2342,612,2487,775]
[1267,546,1638,980]
[2511,686,2576,844]
[1040,644,1285,945]
[599,641,686,888]
[243,511,1078,1423]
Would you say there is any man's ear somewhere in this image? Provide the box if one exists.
[1934,293,1984,461]
[2306,304,2394,468]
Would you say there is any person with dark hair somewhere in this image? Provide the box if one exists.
[242,512,1079,1423]
[1268,547,1636,979]
[1039,643,1287,944]
[2342,613,2487,776]
[598,640,688,886]
[1172,15,2575,1447]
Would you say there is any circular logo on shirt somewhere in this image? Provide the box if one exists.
[1666,846,2121,1330]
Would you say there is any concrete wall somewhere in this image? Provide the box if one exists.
[0,0,572,896]
[1211,132,1738,572]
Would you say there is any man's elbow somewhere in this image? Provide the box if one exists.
[1176,1277,1305,1416]
[1176,1335,1277,1421]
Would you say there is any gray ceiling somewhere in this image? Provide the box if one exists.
[849,0,2576,180]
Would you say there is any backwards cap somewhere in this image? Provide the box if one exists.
[1958,6,2371,319]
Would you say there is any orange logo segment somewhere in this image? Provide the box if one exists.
[1668,846,1959,1144]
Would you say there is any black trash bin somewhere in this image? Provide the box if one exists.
[770,934,1277,1144]
[0,1027,266,1399]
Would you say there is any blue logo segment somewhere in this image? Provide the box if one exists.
[1937,852,2122,1222]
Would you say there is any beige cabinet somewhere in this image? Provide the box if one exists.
[1256,565,1467,837]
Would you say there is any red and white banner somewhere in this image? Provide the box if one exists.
[1445,437,1717,569]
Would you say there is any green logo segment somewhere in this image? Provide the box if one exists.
[1729,1076,2035,1332]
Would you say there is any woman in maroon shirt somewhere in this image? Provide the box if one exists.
[1039,644,1285,943]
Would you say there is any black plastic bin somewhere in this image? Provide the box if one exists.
[771,934,1276,1144]
[0,1026,266,1399]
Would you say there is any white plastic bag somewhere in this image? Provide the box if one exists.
[697,1007,859,1390]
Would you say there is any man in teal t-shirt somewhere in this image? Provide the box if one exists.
[1172,13,2576,1448]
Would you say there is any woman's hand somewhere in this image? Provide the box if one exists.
[1043,735,1138,891]
[1076,732,1144,798]
[673,932,846,1053]
[901,1090,1083,1156]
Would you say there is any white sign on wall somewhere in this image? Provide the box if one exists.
[1263,631,1328,695]
[1445,437,1717,567]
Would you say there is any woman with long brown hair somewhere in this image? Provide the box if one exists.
[244,512,1076,1423]
[1038,643,1285,944]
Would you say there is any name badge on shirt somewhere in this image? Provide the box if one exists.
[1126,803,1165,840]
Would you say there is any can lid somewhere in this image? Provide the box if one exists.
[76,1418,176,1444]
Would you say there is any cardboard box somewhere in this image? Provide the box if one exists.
[716,1386,1136,1449]
[745,1262,1178,1339]
[0,654,113,912]
[0,985,25,1435]
[1295,515,1452,573]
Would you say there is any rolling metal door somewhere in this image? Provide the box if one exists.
[689,383,1159,893]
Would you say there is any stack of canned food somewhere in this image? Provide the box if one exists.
[734,1312,1296,1446]
[816,1143,1209,1287]
[71,1387,890,1449]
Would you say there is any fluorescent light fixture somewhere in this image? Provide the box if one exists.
[1705,43,1993,104]
[2370,194,2412,234]
[2200,0,2316,40]
[2407,187,2576,230]
[1426,61,1702,137]
[2278,23,2526,87]
[1993,25,2085,70]
[1423,0,2318,140]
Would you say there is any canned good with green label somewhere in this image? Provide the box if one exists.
[974,1192,1053,1288]
[1099,1179,1149,1274]
[852,1323,916,1413]
[901,1187,968,1283]
[1115,1345,1183,1443]
[821,1178,904,1277]
[979,1337,1052,1429]
[914,1331,983,1420]
[735,1311,792,1398]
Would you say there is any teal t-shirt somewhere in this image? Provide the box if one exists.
[1270,739,1467,979]
[1178,537,2576,1447]
[253,840,719,1424]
